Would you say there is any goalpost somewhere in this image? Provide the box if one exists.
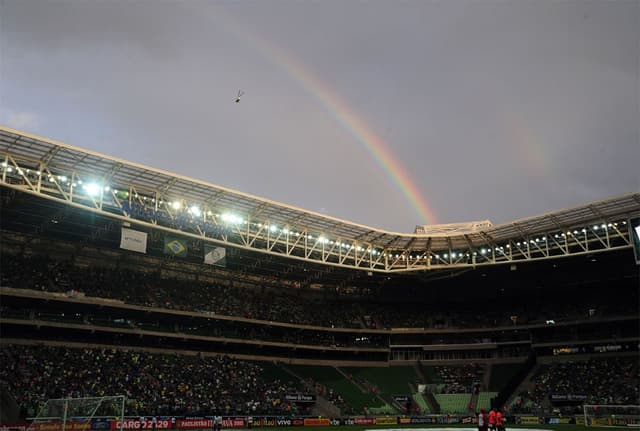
[27,395,126,431]
[583,404,640,427]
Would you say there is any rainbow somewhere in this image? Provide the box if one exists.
[210,7,438,225]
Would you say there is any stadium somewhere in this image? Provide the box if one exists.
[0,126,639,431]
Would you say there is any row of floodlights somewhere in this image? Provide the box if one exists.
[2,166,628,259]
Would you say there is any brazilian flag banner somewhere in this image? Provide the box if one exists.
[164,235,188,257]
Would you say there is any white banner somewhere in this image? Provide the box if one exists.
[204,245,226,266]
[120,227,147,254]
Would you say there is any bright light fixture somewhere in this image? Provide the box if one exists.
[83,182,101,197]
[189,205,201,217]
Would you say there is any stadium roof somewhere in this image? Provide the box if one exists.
[1,126,639,272]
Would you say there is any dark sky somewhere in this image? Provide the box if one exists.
[1,0,638,232]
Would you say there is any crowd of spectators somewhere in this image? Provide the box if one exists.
[0,254,363,328]
[1,252,636,332]
[431,364,484,393]
[0,344,308,419]
[513,357,640,414]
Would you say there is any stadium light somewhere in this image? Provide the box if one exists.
[83,182,102,197]
[189,205,201,217]
[171,201,181,210]
[270,225,278,232]
[221,212,242,224]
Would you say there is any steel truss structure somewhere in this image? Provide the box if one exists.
[1,126,639,273]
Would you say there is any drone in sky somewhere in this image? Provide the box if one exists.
[235,90,244,103]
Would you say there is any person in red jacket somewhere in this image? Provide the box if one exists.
[496,410,505,431]
[488,409,497,431]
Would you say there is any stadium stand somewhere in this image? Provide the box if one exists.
[527,357,639,413]
[0,344,308,418]
[0,129,639,423]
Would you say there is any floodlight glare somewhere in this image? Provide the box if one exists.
[83,182,101,197]
[189,206,201,217]
[171,201,181,210]
[221,212,242,224]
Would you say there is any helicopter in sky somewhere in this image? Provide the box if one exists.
[235,90,244,103]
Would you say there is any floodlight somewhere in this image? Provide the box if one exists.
[189,206,201,217]
[171,201,181,210]
[83,182,101,197]
[221,212,242,224]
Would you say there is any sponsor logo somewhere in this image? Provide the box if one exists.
[353,418,375,425]
[275,419,291,427]
[176,419,212,429]
[0,425,28,431]
[518,416,541,425]
[221,419,244,429]
[284,394,316,403]
[302,419,330,427]
[399,418,411,424]
[375,417,397,426]
[112,420,170,430]
[410,417,435,424]
[256,419,276,428]
[291,419,304,427]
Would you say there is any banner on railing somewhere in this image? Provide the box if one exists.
[120,228,147,254]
